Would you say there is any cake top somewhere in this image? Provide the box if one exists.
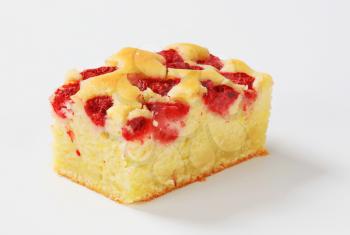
[51,43,271,143]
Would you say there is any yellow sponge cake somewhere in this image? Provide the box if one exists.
[51,43,273,203]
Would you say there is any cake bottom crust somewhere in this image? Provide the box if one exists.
[55,149,268,204]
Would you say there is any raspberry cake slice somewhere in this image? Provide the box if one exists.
[51,43,273,203]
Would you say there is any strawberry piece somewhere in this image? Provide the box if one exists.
[84,96,113,126]
[128,74,180,96]
[158,49,203,70]
[146,101,189,143]
[80,66,117,80]
[220,72,255,89]
[51,82,80,118]
[197,54,223,70]
[122,116,153,142]
[201,80,239,116]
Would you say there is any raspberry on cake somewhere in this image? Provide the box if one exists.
[51,43,273,203]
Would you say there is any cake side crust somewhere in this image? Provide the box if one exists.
[54,149,268,204]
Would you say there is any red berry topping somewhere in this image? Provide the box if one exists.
[158,49,203,70]
[201,80,239,116]
[122,116,153,142]
[220,72,255,89]
[80,66,117,80]
[51,66,117,119]
[189,65,204,70]
[66,129,75,142]
[146,102,189,121]
[243,89,258,111]
[128,74,180,96]
[244,89,257,101]
[51,82,80,118]
[158,49,183,64]
[76,150,81,156]
[197,54,223,70]
[84,96,113,127]
[166,62,203,70]
[146,101,190,143]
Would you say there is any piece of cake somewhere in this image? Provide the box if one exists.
[51,43,273,203]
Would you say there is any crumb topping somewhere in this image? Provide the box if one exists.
[51,43,269,143]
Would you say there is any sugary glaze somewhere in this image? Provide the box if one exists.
[51,43,273,203]
[51,43,271,144]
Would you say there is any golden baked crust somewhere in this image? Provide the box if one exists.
[55,149,268,204]
[69,42,270,104]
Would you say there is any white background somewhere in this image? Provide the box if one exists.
[0,0,349,234]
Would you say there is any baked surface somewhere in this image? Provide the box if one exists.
[51,43,273,203]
